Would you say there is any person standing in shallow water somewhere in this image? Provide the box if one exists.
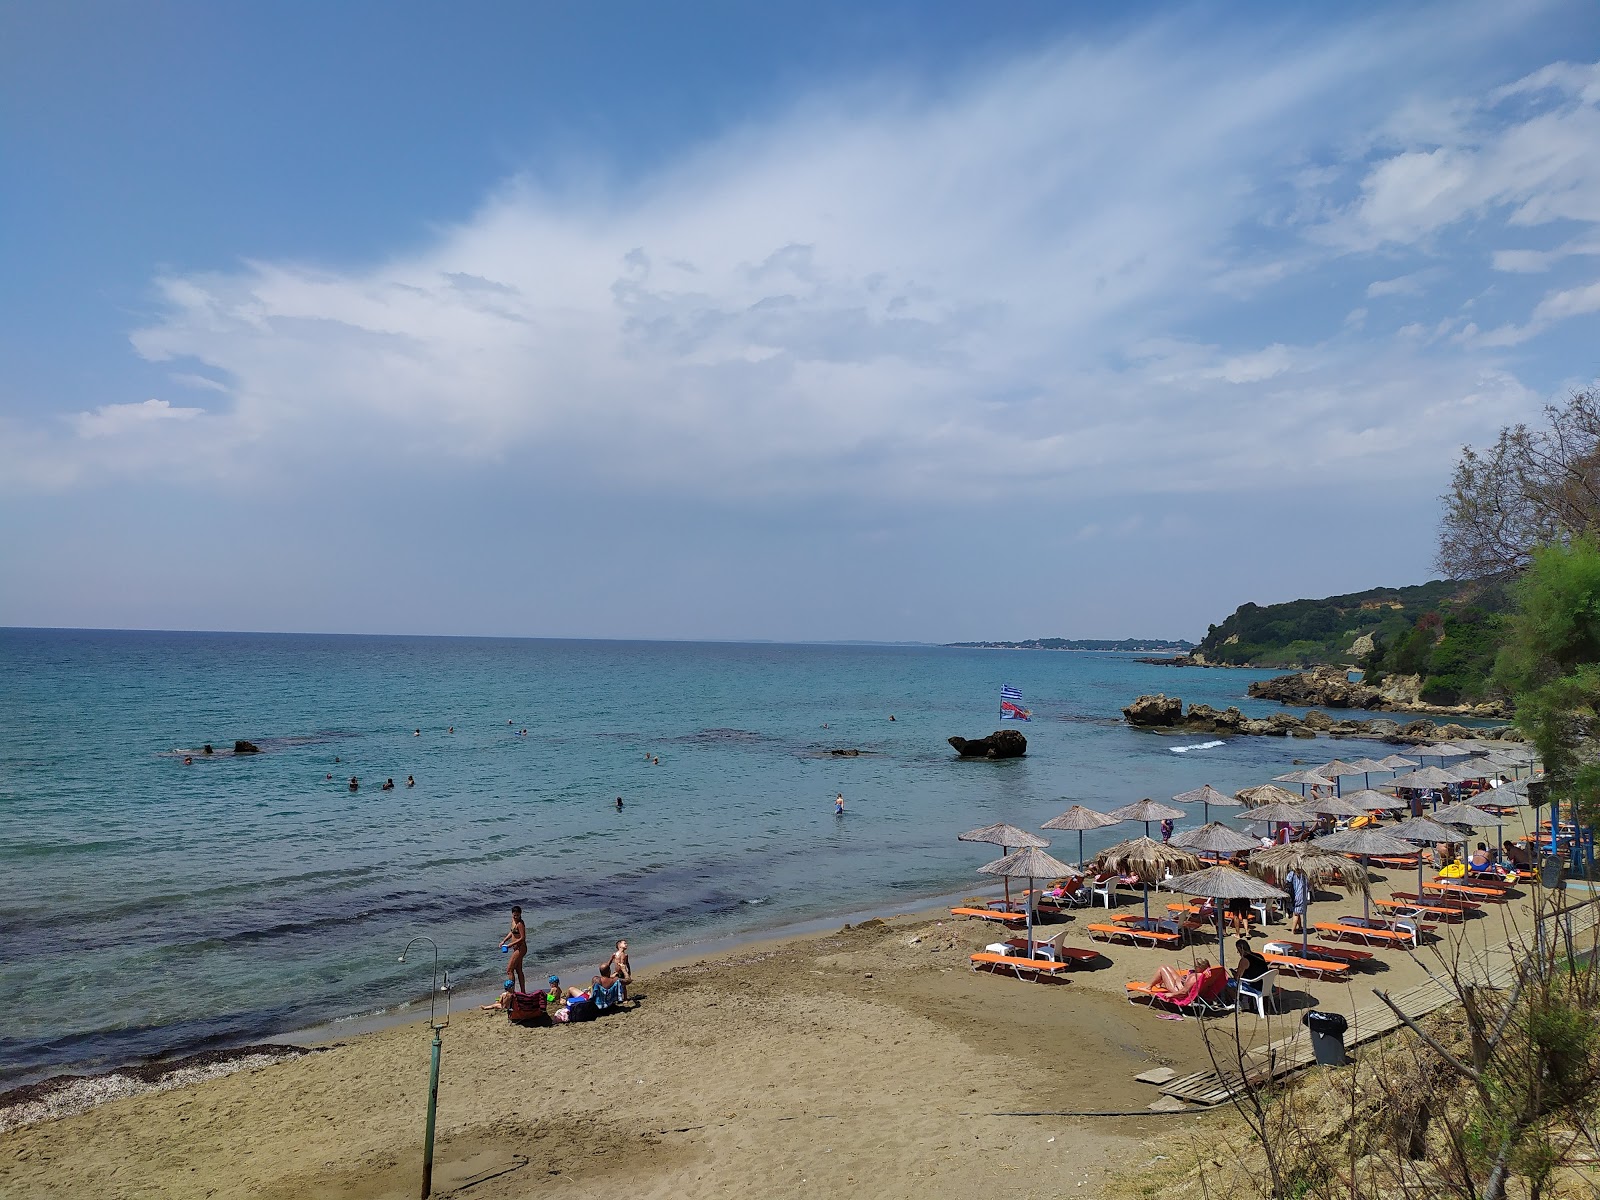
[615,796,624,811]
[500,906,527,993]
[834,793,845,815]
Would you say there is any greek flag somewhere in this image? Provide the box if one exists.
[1000,684,1031,721]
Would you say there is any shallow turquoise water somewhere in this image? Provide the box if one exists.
[1,629,1386,1083]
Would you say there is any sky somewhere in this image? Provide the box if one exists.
[3,1,1599,643]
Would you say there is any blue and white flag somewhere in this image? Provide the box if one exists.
[1000,684,1031,721]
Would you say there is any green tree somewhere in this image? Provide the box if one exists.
[1493,536,1600,826]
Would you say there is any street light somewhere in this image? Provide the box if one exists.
[398,936,453,1199]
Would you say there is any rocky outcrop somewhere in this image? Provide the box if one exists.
[1248,666,1510,718]
[1122,694,1185,726]
[830,748,861,757]
[948,730,1028,758]
[1119,694,1521,744]
[233,740,262,755]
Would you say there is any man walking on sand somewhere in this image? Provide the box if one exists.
[500,905,527,993]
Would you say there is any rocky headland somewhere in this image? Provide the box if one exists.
[1245,665,1510,719]
[1121,692,1521,743]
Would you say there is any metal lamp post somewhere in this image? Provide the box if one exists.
[398,936,453,1199]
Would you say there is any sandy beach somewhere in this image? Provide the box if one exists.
[0,815,1545,1200]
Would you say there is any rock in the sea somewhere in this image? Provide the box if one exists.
[830,748,861,757]
[233,740,262,755]
[1122,694,1186,727]
[1248,666,1384,710]
[948,730,1028,759]
[1302,710,1334,732]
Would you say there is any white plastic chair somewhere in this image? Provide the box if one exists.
[1394,919,1419,950]
[1237,968,1279,1017]
[1092,876,1118,908]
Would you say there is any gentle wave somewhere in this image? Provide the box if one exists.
[1169,740,1225,753]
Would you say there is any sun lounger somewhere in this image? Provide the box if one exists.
[1368,854,1421,868]
[1125,965,1232,1015]
[969,952,1072,982]
[950,906,1029,925]
[1423,880,1509,902]
[1264,940,1373,967]
[1375,896,1468,922]
[1087,922,1181,948]
[1002,934,1102,966]
[1261,950,1350,980]
[1314,920,1421,950]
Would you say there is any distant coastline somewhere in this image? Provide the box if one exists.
[944,637,1196,652]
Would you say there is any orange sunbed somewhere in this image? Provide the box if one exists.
[1003,939,1102,966]
[1087,923,1181,947]
[1262,951,1350,980]
[1423,880,1508,903]
[1368,854,1421,868]
[950,906,1028,924]
[1314,921,1421,950]
[969,952,1072,982]
[1375,897,1467,922]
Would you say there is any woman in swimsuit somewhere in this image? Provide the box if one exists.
[500,905,527,993]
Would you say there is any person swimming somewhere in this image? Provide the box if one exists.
[406,775,415,787]
[381,778,395,791]
[616,796,624,810]
[182,755,193,765]
[834,793,845,815]
[348,776,359,792]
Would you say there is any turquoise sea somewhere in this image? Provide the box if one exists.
[0,630,1400,1085]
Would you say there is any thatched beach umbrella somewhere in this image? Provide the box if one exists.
[1241,800,1318,826]
[1273,768,1327,795]
[1251,843,1366,953]
[1304,793,1369,819]
[1432,801,1504,862]
[1378,754,1420,773]
[1171,821,1260,854]
[1315,827,1418,921]
[1342,788,1402,815]
[1390,766,1459,791]
[959,823,1048,909]
[1341,757,1391,789]
[1237,783,1307,808]
[1313,759,1366,795]
[1041,804,1122,871]
[1094,837,1201,922]
[1107,797,1187,840]
[1389,815,1467,897]
[1172,783,1239,824]
[1166,865,1288,947]
[979,846,1077,958]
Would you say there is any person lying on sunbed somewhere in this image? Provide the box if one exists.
[1144,958,1212,997]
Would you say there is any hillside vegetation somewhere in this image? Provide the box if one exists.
[1195,580,1508,705]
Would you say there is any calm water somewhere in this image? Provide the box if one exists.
[0,630,1396,1084]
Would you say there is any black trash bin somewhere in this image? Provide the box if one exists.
[1303,1010,1349,1065]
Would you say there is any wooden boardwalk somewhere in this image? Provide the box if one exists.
[1159,888,1599,1108]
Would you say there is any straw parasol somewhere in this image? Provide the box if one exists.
[1342,788,1403,814]
[1313,759,1366,794]
[1389,815,1468,897]
[1237,783,1307,808]
[1341,756,1391,789]
[959,823,1049,908]
[1171,821,1260,854]
[1040,804,1122,871]
[1432,801,1505,860]
[1172,783,1239,823]
[1304,793,1369,819]
[979,846,1077,958]
[1107,798,1187,840]
[1314,827,1418,920]
[1241,800,1318,826]
[1094,837,1201,921]
[1389,766,1459,790]
[1165,865,1287,947]
[1273,769,1327,794]
[1250,843,1367,953]
[1378,754,1420,771]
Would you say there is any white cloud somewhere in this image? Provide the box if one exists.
[1,9,1577,503]
[72,398,205,439]
[1366,273,1427,298]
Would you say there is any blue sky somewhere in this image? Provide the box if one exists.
[3,1,1599,641]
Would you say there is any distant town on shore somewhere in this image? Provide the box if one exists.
[944,637,1197,652]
